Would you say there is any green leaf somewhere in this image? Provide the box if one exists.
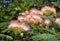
[32,33,58,41]
[0,22,9,27]
[51,2,60,8]
[10,11,16,16]
[0,34,13,40]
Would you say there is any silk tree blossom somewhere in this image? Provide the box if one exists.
[26,15,32,22]
[30,8,38,15]
[20,23,30,31]
[28,17,35,23]
[25,14,35,23]
[19,10,29,16]
[39,24,43,28]
[24,10,29,15]
[26,15,31,19]
[31,14,41,19]
[41,6,56,15]
[20,33,24,37]
[51,7,56,14]
[19,12,26,15]
[26,14,43,24]
[18,16,27,22]
[44,19,51,27]
[22,14,35,24]
[38,10,44,15]
[31,14,43,23]
[8,20,21,29]
[41,6,51,11]
[10,20,19,24]
[55,18,60,25]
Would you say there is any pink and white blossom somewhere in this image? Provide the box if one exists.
[41,6,56,14]
[18,16,27,22]
[19,10,29,16]
[8,20,21,29]
[44,18,51,26]
[38,10,44,15]
[55,18,60,25]
[31,14,43,23]
[30,8,38,14]
[20,23,30,31]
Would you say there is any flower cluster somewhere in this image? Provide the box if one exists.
[8,6,60,36]
[8,20,30,31]
[41,6,56,16]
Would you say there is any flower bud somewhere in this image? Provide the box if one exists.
[55,18,60,25]
[44,19,51,27]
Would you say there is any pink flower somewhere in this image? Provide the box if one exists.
[41,6,56,14]
[26,15,31,19]
[38,10,44,15]
[30,8,38,14]
[19,10,29,16]
[50,7,56,14]
[19,12,25,15]
[31,14,43,23]
[26,14,43,24]
[20,23,30,31]
[24,10,29,15]
[8,20,20,29]
[18,16,27,22]
[29,17,35,23]
[31,14,40,19]
[26,15,32,22]
[41,6,51,11]
[44,19,51,26]
[55,18,60,25]
[10,20,19,24]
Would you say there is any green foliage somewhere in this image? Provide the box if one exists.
[32,34,58,41]
[52,2,60,8]
[0,34,13,40]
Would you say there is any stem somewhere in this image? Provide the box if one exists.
[6,39,8,41]
[2,37,4,41]
[14,33,17,41]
